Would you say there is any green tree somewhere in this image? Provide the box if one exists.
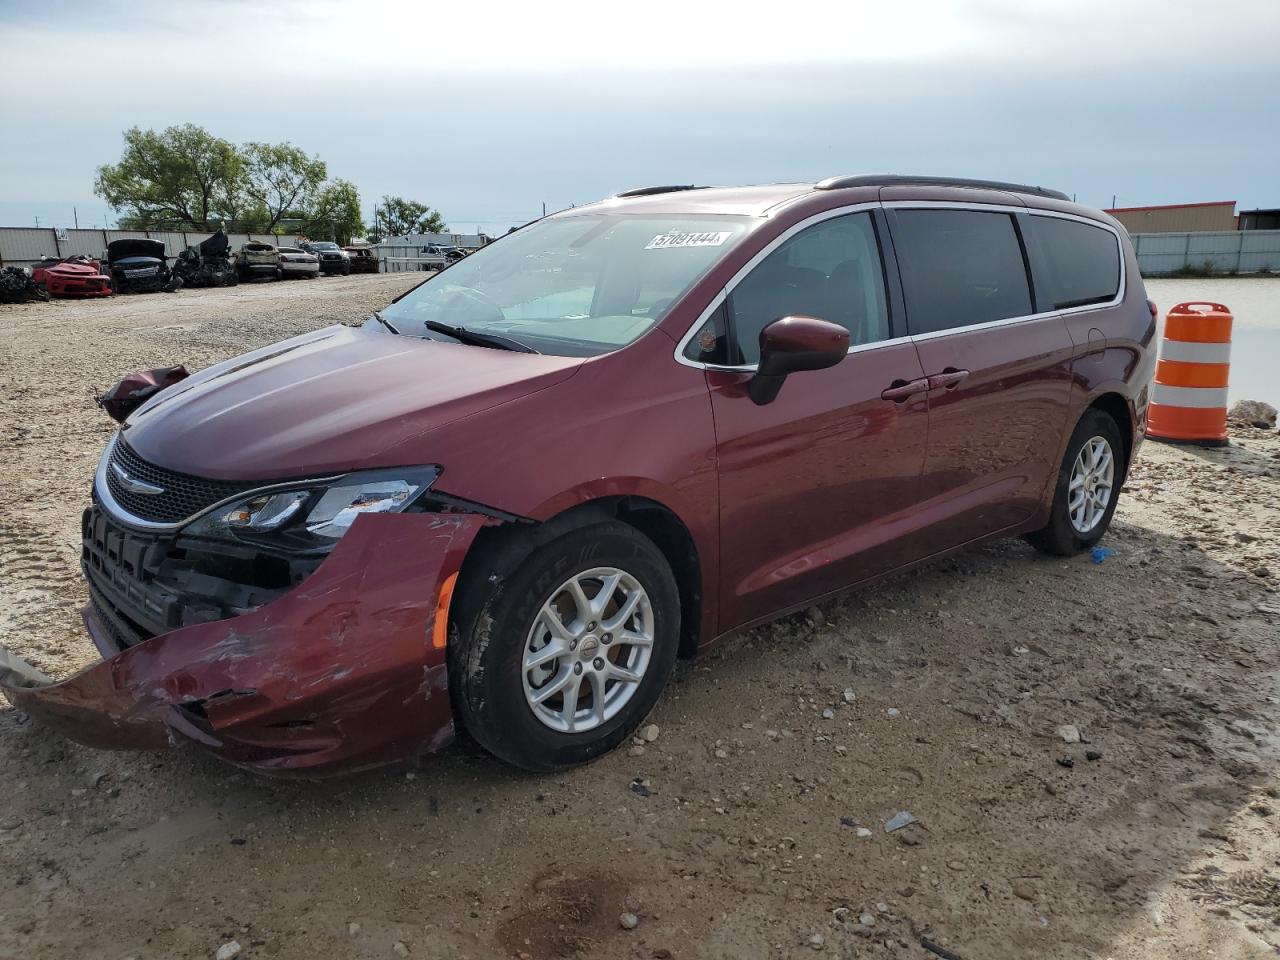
[376,195,448,237]
[94,124,243,229]
[241,142,327,232]
[301,180,364,243]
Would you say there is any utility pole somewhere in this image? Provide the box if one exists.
[1111,194,1116,208]
[34,215,40,228]
[73,207,79,229]
[542,202,546,217]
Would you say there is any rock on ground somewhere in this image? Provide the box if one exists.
[1228,399,1278,429]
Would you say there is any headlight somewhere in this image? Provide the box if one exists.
[183,467,440,545]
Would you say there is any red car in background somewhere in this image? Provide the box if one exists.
[30,254,112,298]
[0,175,1155,778]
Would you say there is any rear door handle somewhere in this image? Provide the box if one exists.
[927,368,970,390]
[881,377,930,402]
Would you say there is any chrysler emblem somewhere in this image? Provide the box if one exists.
[111,462,164,496]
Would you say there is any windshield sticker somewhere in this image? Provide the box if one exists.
[645,231,733,250]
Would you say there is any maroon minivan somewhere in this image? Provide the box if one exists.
[0,176,1155,775]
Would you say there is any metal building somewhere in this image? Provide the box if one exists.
[1239,209,1280,231]
[1104,201,1237,234]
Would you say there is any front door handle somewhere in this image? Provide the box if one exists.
[881,377,930,402]
[928,368,970,391]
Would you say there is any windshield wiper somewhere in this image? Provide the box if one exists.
[371,310,399,334]
[422,319,538,354]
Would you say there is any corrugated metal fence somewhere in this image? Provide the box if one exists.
[0,228,306,268]
[1133,230,1280,276]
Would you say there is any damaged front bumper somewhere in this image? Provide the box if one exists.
[0,512,483,776]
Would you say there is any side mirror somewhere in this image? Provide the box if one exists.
[749,315,850,405]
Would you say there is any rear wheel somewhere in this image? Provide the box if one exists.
[449,522,679,771]
[1027,408,1124,556]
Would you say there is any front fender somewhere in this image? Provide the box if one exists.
[0,511,484,777]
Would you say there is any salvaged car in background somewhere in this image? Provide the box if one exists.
[343,245,379,274]
[30,255,113,298]
[277,246,320,279]
[236,241,281,282]
[299,240,351,275]
[105,238,181,294]
[173,230,238,288]
[0,176,1155,779]
[416,243,462,271]
[0,265,50,303]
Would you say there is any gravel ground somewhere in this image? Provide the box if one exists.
[2,277,1280,960]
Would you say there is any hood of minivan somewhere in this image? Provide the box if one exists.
[121,324,584,480]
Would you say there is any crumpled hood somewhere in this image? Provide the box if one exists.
[122,324,583,480]
[39,261,102,277]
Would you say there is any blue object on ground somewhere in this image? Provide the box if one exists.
[1091,547,1115,564]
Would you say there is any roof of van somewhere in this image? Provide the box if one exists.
[572,176,1077,219]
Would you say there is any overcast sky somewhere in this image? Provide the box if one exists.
[1,0,1276,235]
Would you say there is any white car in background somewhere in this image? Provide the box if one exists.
[277,246,320,279]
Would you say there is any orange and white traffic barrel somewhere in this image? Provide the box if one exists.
[1146,301,1232,447]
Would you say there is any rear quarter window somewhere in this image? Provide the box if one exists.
[1031,215,1122,309]
[891,209,1033,335]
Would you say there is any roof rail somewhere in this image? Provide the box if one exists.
[614,184,703,198]
[815,174,1070,202]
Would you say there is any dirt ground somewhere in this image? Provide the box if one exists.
[2,276,1280,960]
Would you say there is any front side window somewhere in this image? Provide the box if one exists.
[1031,215,1121,310]
[381,214,753,357]
[717,212,890,365]
[893,209,1033,335]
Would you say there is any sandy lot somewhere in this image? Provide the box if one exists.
[2,277,1280,960]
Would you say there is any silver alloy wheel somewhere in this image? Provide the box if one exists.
[522,566,655,734]
[1068,435,1115,534]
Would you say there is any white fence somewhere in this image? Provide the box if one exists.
[1133,230,1280,276]
[0,227,306,268]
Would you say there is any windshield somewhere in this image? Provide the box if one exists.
[380,213,754,357]
[310,242,339,250]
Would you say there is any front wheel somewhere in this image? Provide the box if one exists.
[449,522,680,771]
[1026,408,1125,556]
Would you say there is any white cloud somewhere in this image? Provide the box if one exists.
[0,0,1276,226]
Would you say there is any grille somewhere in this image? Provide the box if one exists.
[104,440,257,524]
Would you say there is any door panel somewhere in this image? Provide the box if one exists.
[910,317,1073,544]
[887,205,1074,548]
[710,343,929,631]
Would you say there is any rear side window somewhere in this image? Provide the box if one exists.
[1031,215,1121,309]
[720,211,890,365]
[892,210,1033,335]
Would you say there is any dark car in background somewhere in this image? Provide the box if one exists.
[299,240,351,275]
[1,176,1154,778]
[343,245,379,274]
[105,238,180,293]
[173,230,238,288]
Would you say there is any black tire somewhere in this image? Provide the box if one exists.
[1026,408,1125,556]
[449,521,680,772]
